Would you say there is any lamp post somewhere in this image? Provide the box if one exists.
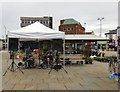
[84,23,86,32]
[84,23,86,29]
[4,26,7,49]
[97,18,104,37]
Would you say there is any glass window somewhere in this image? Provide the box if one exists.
[44,20,45,24]
[40,20,42,23]
[41,20,44,23]
[31,20,35,23]
[68,28,70,31]
[31,21,33,23]
[42,20,45,24]
[46,21,48,24]
[27,21,30,23]
[22,20,24,23]
[64,28,66,31]
[25,21,27,23]
[71,28,74,31]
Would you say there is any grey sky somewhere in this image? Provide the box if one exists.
[1,2,118,38]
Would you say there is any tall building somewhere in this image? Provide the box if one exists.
[20,16,53,28]
[59,18,85,34]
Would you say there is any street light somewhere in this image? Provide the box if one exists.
[84,23,86,31]
[84,23,86,28]
[4,26,7,49]
[97,18,104,37]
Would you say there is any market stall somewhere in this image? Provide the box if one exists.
[7,22,65,66]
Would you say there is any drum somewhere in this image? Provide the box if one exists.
[42,62,48,69]
[53,62,62,70]
[26,57,34,68]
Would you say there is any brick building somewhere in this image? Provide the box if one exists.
[59,18,85,34]
[20,16,53,28]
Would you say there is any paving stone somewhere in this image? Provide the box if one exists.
[13,83,26,90]
[64,83,84,90]
[48,83,66,90]
[36,83,49,90]
[24,83,37,90]
[2,83,15,90]
[2,53,118,90]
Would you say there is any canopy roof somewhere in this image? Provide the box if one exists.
[8,22,65,39]
[65,34,109,41]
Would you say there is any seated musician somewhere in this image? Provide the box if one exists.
[26,47,32,59]
[52,50,62,70]
[46,49,54,65]
[25,47,34,68]
[54,50,60,62]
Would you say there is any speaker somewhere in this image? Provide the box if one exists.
[9,38,18,51]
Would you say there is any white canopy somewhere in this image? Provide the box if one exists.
[8,22,65,40]
[7,22,66,66]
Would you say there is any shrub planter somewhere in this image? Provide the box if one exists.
[94,56,105,62]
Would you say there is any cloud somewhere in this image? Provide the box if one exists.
[1,2,118,38]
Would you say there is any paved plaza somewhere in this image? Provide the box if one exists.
[1,51,118,91]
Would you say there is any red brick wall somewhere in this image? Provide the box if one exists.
[59,24,85,34]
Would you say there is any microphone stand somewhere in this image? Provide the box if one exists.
[3,51,24,76]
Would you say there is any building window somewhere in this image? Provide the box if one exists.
[25,21,27,23]
[46,21,49,24]
[22,20,24,23]
[45,20,47,24]
[31,20,34,23]
[46,21,48,24]
[68,28,71,31]
[41,20,43,23]
[44,20,46,24]
[40,20,42,23]
[31,20,35,23]
[27,21,30,23]
[43,20,45,24]
[71,28,74,31]
[64,28,66,31]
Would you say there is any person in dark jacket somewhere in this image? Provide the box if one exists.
[26,47,32,59]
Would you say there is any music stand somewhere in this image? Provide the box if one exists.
[3,51,24,76]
